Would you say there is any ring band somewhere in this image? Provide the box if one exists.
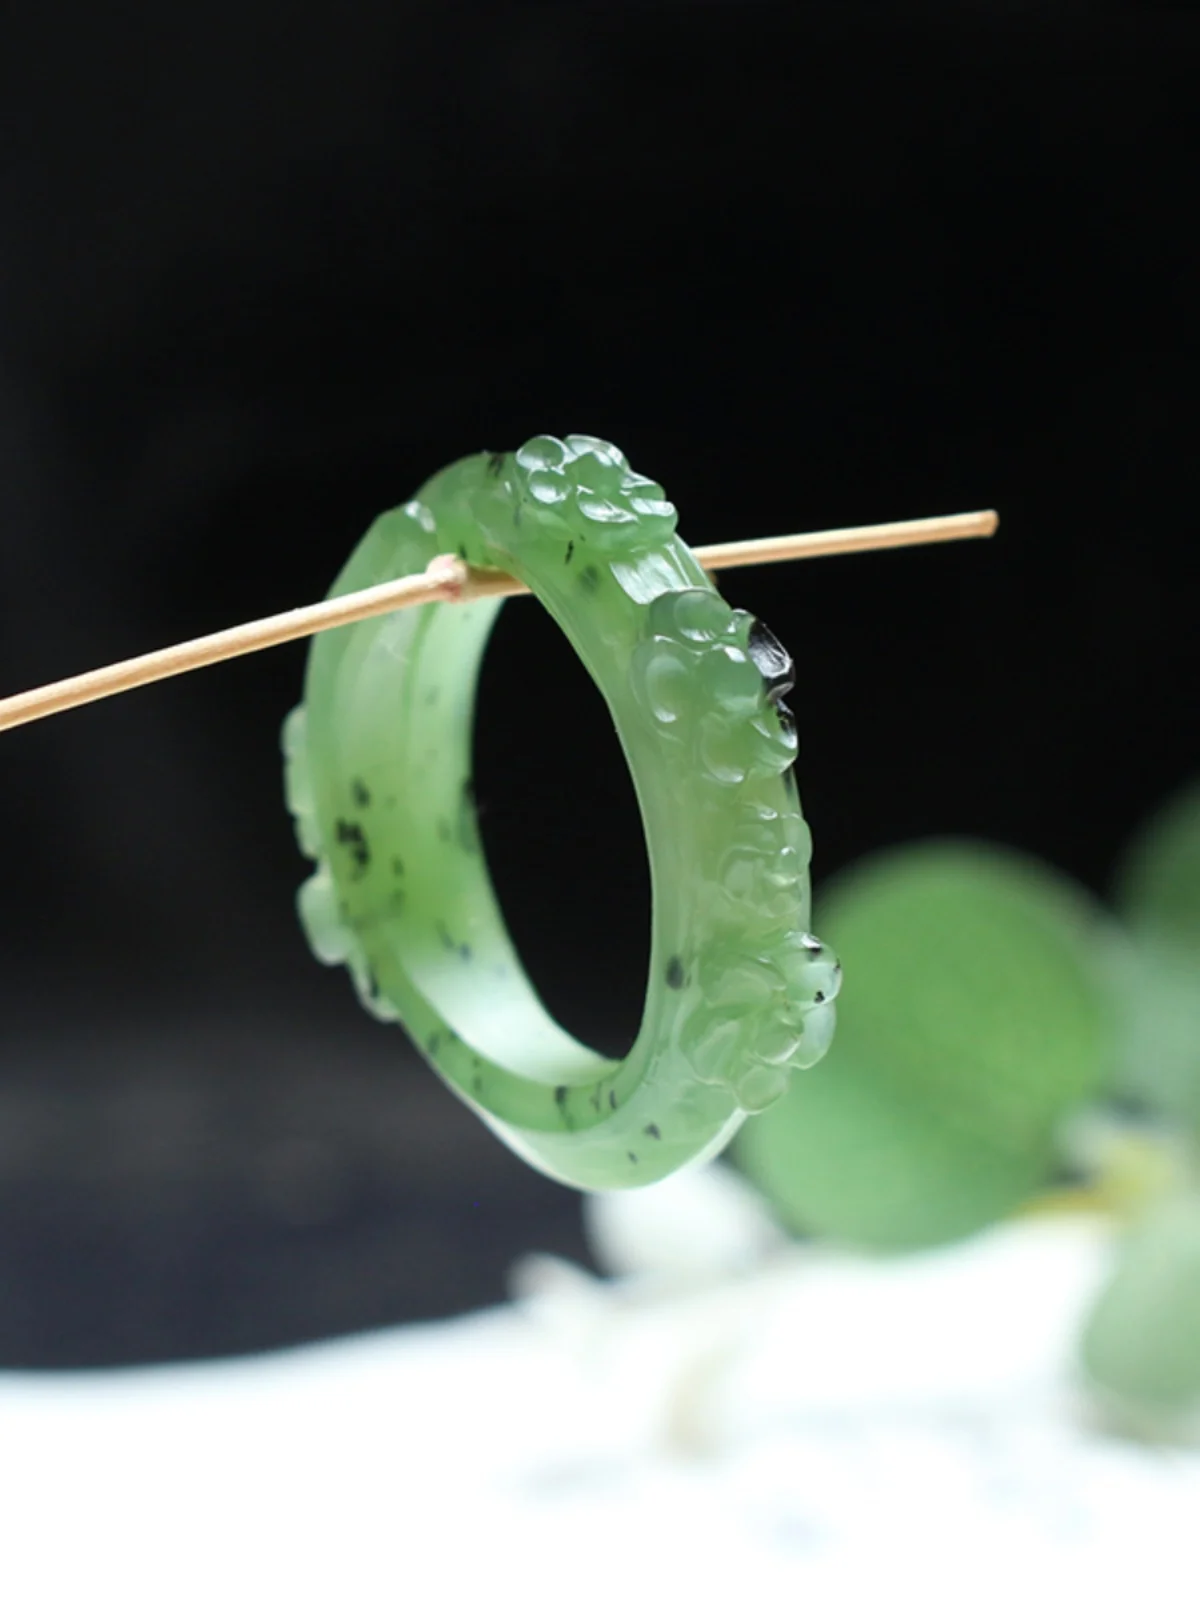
[283,435,838,1190]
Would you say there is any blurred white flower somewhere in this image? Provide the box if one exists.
[581,1157,789,1283]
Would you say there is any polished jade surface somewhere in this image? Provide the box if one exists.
[283,435,838,1190]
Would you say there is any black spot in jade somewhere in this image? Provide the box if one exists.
[334,818,370,877]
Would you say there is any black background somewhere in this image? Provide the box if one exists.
[0,3,1195,1366]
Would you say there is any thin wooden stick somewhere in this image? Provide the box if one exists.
[0,509,996,734]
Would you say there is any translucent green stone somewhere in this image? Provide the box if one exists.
[283,435,837,1190]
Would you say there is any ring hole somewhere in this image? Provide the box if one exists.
[473,599,650,1057]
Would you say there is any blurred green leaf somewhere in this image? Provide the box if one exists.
[1081,1190,1200,1429]
[1115,779,1200,954]
[1109,782,1200,1132]
[735,841,1118,1251]
[1108,942,1200,1133]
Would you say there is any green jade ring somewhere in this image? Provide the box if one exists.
[282,435,839,1190]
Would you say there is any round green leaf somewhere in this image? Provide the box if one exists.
[1115,779,1200,954]
[735,841,1117,1251]
[1081,1191,1200,1427]
[1109,781,1200,1131]
[1107,941,1200,1133]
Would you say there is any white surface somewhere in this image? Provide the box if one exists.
[2,1170,1197,1599]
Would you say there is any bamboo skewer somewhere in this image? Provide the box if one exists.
[0,509,996,735]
